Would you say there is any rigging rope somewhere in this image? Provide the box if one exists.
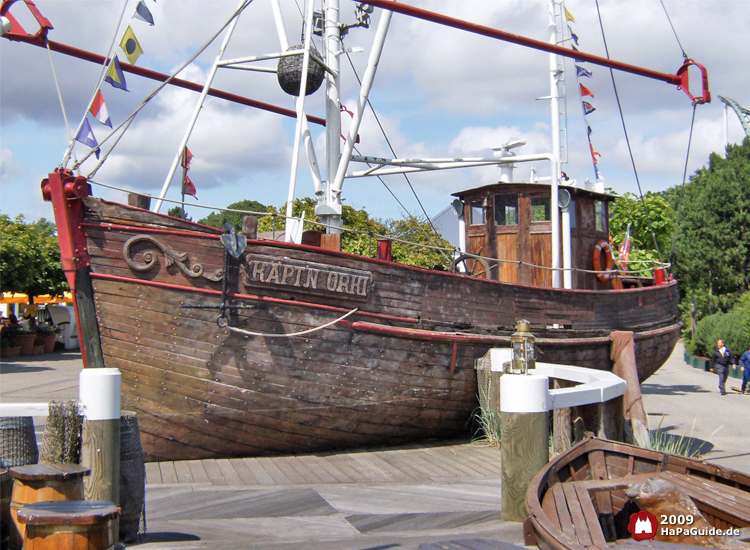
[46,41,79,169]
[61,0,130,169]
[669,103,698,264]
[593,0,663,263]
[658,0,688,61]
[226,307,359,338]
[343,49,452,264]
[73,1,255,174]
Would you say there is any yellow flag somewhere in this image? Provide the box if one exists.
[565,7,576,22]
[119,26,143,65]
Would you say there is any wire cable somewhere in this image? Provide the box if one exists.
[658,0,688,60]
[669,103,697,264]
[343,49,450,260]
[594,0,663,262]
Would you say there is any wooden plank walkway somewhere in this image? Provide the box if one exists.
[145,440,505,486]
[136,439,530,550]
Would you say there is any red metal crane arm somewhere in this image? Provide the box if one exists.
[363,0,710,104]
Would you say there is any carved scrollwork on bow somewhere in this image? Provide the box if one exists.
[123,235,224,282]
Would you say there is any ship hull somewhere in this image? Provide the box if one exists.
[81,198,680,461]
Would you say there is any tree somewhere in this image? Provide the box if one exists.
[671,138,750,318]
[608,191,675,275]
[197,199,267,230]
[197,196,450,269]
[0,215,69,301]
[167,206,192,221]
[385,216,452,270]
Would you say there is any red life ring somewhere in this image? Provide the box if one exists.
[593,240,614,281]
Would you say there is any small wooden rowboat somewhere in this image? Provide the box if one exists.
[525,436,750,550]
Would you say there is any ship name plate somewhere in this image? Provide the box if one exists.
[242,255,372,301]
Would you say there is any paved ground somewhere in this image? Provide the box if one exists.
[641,345,750,474]
[2,341,749,549]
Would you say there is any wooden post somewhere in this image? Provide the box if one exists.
[127,193,151,210]
[79,368,121,537]
[500,374,549,522]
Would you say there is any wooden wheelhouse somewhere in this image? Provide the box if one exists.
[454,182,616,290]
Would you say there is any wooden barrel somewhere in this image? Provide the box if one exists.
[8,463,90,550]
[119,411,145,542]
[0,417,38,469]
[1,469,11,550]
[16,500,119,550]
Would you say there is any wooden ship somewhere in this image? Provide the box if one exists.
[525,436,750,550]
[2,0,708,461]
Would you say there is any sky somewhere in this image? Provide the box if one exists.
[1,0,748,227]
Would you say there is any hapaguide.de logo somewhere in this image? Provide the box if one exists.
[627,510,657,541]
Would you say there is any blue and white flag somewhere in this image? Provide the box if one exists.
[104,55,128,91]
[75,118,100,159]
[134,0,154,25]
[582,101,596,116]
[569,27,579,46]
[575,65,592,78]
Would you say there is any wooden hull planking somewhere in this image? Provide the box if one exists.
[81,198,681,461]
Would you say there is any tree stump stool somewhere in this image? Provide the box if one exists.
[9,463,90,550]
[16,501,119,550]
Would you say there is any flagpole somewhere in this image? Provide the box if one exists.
[153,0,247,213]
[181,149,187,219]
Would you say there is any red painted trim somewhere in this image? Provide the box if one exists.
[41,171,90,288]
[340,320,682,346]
[366,0,687,88]
[88,272,419,324]
[83,204,679,298]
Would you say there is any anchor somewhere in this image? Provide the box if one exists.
[180,224,260,326]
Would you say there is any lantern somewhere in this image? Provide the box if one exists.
[510,319,536,374]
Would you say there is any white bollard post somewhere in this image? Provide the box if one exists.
[500,373,550,522]
[79,369,121,510]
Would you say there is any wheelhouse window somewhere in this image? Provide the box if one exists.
[594,200,606,232]
[494,194,518,226]
[530,196,551,222]
[470,200,485,225]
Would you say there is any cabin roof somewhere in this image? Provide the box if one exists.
[451,181,616,201]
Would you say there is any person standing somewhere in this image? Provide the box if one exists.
[710,339,738,396]
[739,345,750,395]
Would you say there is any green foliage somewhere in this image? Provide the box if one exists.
[385,217,452,270]
[199,196,450,269]
[0,214,69,300]
[609,192,675,274]
[690,293,750,357]
[197,199,267,230]
[671,138,750,313]
[167,206,192,221]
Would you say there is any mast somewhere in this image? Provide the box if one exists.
[548,0,562,289]
[316,0,344,234]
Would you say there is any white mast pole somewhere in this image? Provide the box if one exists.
[273,0,324,196]
[284,0,317,235]
[153,0,247,213]
[549,0,562,288]
[271,0,289,50]
[331,9,393,202]
[316,0,344,232]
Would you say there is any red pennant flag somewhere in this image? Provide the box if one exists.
[182,174,197,197]
[580,83,594,98]
[590,143,602,164]
[181,147,193,169]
